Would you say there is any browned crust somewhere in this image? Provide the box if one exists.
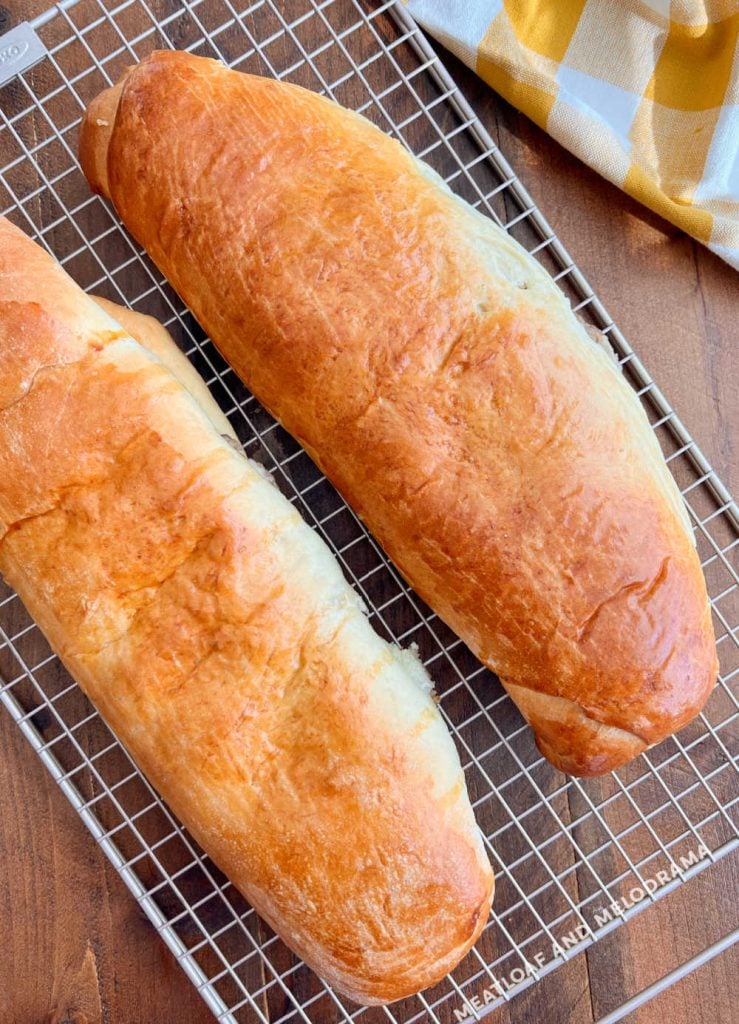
[90,295,239,444]
[78,51,717,776]
[0,217,493,1004]
[79,77,125,196]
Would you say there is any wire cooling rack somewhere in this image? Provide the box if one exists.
[0,2,737,1022]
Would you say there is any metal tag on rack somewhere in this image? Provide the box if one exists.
[0,23,47,88]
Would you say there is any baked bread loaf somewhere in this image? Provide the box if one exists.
[0,217,493,1005]
[79,52,718,775]
[90,295,240,446]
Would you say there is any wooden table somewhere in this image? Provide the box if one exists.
[0,2,736,1023]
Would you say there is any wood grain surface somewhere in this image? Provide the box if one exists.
[0,2,737,1023]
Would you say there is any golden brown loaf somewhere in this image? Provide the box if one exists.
[79,52,718,775]
[0,217,493,1005]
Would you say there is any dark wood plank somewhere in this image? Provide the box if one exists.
[0,701,214,1024]
[0,3,736,1024]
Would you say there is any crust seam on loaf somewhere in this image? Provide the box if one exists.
[576,556,671,643]
[0,499,66,548]
[0,356,86,414]
[503,678,649,746]
[0,422,154,548]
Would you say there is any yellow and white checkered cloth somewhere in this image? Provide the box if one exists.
[406,0,739,270]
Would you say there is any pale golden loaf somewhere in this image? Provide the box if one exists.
[0,217,493,1005]
[79,52,718,775]
[90,294,240,445]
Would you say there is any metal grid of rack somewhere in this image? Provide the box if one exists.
[0,2,736,1022]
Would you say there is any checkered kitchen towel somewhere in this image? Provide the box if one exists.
[405,0,739,270]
